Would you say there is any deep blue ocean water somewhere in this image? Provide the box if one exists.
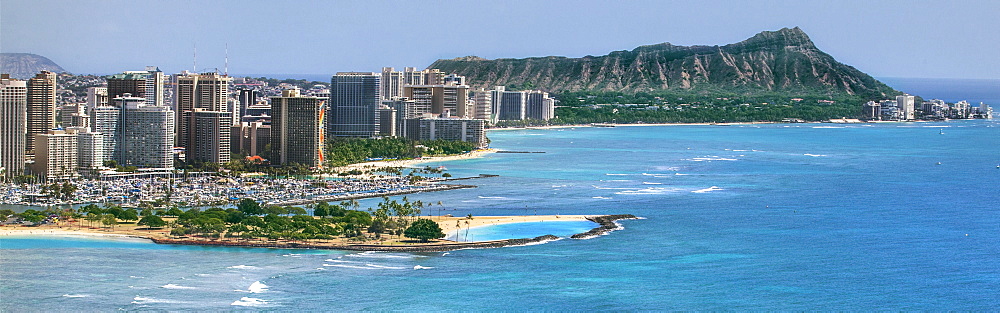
[4,119,998,310]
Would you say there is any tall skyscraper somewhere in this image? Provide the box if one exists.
[499,90,527,121]
[61,103,90,128]
[67,126,104,173]
[471,88,493,121]
[403,84,470,118]
[86,87,108,109]
[897,94,915,120]
[107,67,165,106]
[271,89,325,167]
[525,91,555,121]
[30,129,79,181]
[26,71,57,155]
[490,86,505,123]
[174,71,232,163]
[91,104,121,164]
[381,67,405,101]
[238,89,257,119]
[329,72,380,138]
[1,75,27,178]
[122,101,174,169]
[183,109,231,164]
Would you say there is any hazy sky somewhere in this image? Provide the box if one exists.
[2,0,998,79]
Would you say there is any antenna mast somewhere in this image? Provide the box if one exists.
[224,43,229,76]
[193,44,198,73]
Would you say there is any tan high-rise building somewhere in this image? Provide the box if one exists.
[30,129,79,181]
[26,71,57,155]
[174,71,232,163]
[403,84,471,118]
[1,75,28,178]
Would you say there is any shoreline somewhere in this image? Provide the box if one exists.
[337,148,497,171]
[0,215,639,252]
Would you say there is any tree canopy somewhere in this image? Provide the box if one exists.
[404,219,445,242]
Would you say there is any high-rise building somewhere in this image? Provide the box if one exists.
[183,109,231,164]
[386,98,419,137]
[174,71,232,162]
[67,126,104,173]
[525,91,555,121]
[896,95,915,120]
[403,84,471,118]
[107,67,165,106]
[122,101,174,169]
[231,121,271,158]
[329,72,380,138]
[26,71,57,155]
[238,89,257,119]
[86,87,108,109]
[271,89,325,167]
[471,88,493,121]
[405,118,486,148]
[443,74,466,86]
[1,75,27,178]
[490,86,505,123]
[377,106,396,137]
[61,103,90,128]
[498,90,527,121]
[381,67,406,101]
[91,104,121,163]
[30,129,79,181]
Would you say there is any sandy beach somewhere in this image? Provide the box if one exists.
[336,148,497,172]
[434,215,592,234]
[0,215,591,239]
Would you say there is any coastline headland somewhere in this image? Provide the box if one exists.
[1,215,638,252]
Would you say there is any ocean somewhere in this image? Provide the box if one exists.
[3,79,999,310]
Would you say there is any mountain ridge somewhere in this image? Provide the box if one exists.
[429,27,897,98]
[0,53,69,79]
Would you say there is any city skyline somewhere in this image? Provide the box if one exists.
[2,0,998,80]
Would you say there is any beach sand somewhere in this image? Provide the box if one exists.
[0,214,594,242]
[337,149,497,172]
[434,215,591,234]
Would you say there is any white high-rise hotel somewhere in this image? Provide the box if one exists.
[1,75,27,178]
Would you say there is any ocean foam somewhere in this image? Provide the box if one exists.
[692,186,724,193]
[477,196,512,200]
[364,263,406,269]
[803,154,828,157]
[605,173,630,176]
[248,281,268,293]
[592,196,612,199]
[344,251,414,259]
[231,297,269,307]
[642,182,663,185]
[132,296,184,304]
[615,187,683,195]
[413,265,434,270]
[687,157,738,162]
[227,265,259,270]
[161,284,197,290]
[62,294,89,298]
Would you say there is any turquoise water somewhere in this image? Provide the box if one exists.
[445,220,599,242]
[3,120,1000,310]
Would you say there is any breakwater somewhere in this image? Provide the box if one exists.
[570,214,639,239]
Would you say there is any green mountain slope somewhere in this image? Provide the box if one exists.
[429,27,896,98]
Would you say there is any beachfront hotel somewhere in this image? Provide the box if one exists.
[174,71,232,163]
[329,72,380,138]
[0,75,27,178]
[271,88,325,167]
[30,129,79,181]
[25,71,57,156]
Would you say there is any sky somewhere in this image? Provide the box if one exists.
[2,0,999,79]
